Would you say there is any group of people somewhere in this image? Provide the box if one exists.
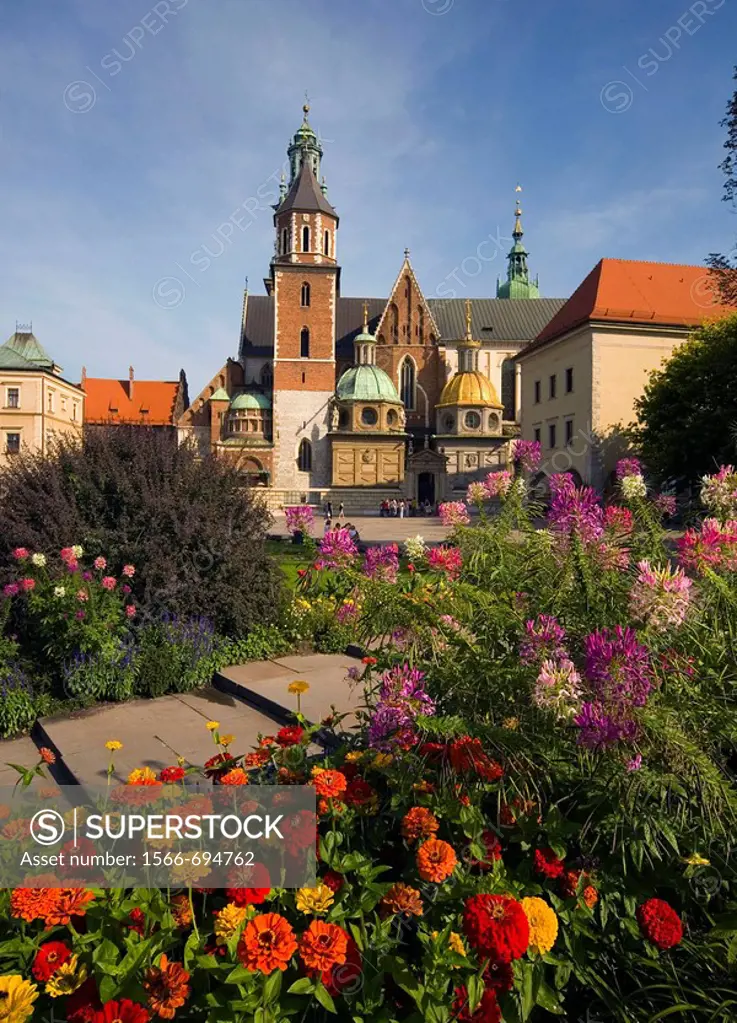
[379,498,434,517]
[322,502,360,542]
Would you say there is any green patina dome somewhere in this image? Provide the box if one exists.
[336,365,400,403]
[229,391,272,411]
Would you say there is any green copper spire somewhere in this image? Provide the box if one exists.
[287,96,323,185]
[497,185,541,299]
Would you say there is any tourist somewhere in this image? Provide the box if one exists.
[338,501,345,521]
[399,499,405,519]
[324,517,332,534]
[327,500,333,519]
[347,522,360,542]
[391,498,398,517]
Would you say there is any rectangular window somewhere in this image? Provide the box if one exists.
[534,380,541,404]
[47,391,55,412]
[548,423,557,449]
[565,367,573,393]
[6,433,20,455]
[533,427,541,445]
[565,418,573,445]
[72,403,78,421]
[7,387,19,409]
[549,374,557,399]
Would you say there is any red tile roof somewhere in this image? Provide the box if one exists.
[518,259,736,358]
[82,377,180,426]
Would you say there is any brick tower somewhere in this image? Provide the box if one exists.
[269,103,339,491]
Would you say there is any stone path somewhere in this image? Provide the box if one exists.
[270,513,452,544]
[0,652,365,791]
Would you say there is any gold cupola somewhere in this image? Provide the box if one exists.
[436,299,503,410]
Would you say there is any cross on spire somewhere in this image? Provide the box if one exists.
[362,300,369,332]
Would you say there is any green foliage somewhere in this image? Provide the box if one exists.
[631,314,737,485]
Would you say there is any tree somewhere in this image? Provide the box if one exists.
[631,313,737,485]
[706,65,737,306]
[0,427,283,637]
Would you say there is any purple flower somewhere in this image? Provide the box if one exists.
[367,663,436,751]
[548,485,604,544]
[616,458,642,480]
[654,493,677,518]
[3,583,19,597]
[512,439,542,473]
[574,701,636,750]
[549,473,576,495]
[285,505,315,536]
[316,528,358,570]
[584,626,653,708]
[363,544,399,582]
[626,754,643,772]
[82,571,93,582]
[520,614,567,665]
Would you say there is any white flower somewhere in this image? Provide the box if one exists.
[31,553,46,567]
[513,477,528,497]
[71,544,84,558]
[403,535,427,562]
[620,473,647,500]
[54,586,66,597]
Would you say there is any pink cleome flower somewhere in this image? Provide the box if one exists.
[438,502,470,527]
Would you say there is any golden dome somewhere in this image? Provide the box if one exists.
[436,370,503,409]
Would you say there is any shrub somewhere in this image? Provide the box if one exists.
[0,664,36,737]
[0,427,283,637]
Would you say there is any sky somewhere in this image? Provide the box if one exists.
[1,0,736,396]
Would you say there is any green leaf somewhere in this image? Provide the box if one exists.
[225,964,253,985]
[313,981,337,1014]
[263,969,282,1005]
[519,963,535,1020]
[466,973,484,1014]
[287,978,315,995]
[535,980,564,1014]
[98,973,118,1003]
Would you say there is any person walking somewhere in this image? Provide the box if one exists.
[327,500,333,520]
[391,498,398,517]
[338,501,345,522]
[324,517,332,534]
[399,499,405,519]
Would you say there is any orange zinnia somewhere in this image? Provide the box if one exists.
[238,913,297,974]
[10,886,58,923]
[220,768,249,786]
[381,882,423,917]
[144,954,191,1020]
[44,888,96,926]
[170,893,193,928]
[401,807,440,843]
[298,920,349,973]
[312,770,347,800]
[416,838,457,883]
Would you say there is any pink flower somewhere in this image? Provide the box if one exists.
[616,457,642,480]
[316,528,358,570]
[438,502,470,527]
[604,505,634,537]
[629,560,692,631]
[484,471,513,498]
[66,560,79,573]
[101,576,117,591]
[60,547,74,562]
[121,584,132,595]
[122,565,136,578]
[12,548,29,560]
[427,546,463,580]
[466,481,487,506]
[3,582,19,597]
[20,578,35,592]
[94,556,107,570]
[512,439,542,473]
[700,465,737,521]
[82,571,93,582]
[125,605,136,618]
[677,518,737,574]
[77,589,89,602]
[75,610,86,620]
[533,658,583,720]
[363,544,399,582]
[654,494,677,518]
[285,506,315,536]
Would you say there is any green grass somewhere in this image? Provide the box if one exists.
[266,539,311,590]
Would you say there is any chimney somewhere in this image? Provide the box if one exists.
[128,366,134,400]
[81,366,87,389]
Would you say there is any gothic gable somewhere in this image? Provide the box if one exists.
[375,255,441,348]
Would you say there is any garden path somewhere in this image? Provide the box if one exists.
[0,652,364,791]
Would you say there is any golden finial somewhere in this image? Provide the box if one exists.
[465,297,473,339]
[515,183,522,192]
[303,91,310,117]
[362,300,369,331]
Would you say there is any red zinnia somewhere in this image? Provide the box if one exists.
[344,778,376,810]
[322,869,344,893]
[534,847,565,879]
[467,830,503,871]
[32,940,72,981]
[159,766,185,784]
[453,985,501,1023]
[276,725,305,747]
[66,977,102,1023]
[463,894,529,962]
[128,907,146,935]
[317,934,362,996]
[637,898,683,951]
[225,861,272,906]
[448,736,503,781]
[92,1000,151,1023]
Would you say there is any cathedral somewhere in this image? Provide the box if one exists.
[177,105,565,507]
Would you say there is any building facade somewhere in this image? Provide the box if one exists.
[0,328,84,468]
[516,259,736,489]
[178,105,566,507]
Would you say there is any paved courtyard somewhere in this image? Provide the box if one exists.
[270,512,453,543]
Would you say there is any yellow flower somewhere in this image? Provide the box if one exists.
[177,756,187,767]
[288,680,310,695]
[295,884,335,915]
[372,753,394,768]
[344,751,364,763]
[431,931,466,961]
[311,766,326,778]
[206,721,220,732]
[683,853,711,867]
[521,897,558,956]
[127,766,158,785]
[45,955,88,998]
[171,854,212,886]
[105,739,123,751]
[502,717,520,731]
[214,902,249,945]
[0,975,38,1022]
[220,734,235,747]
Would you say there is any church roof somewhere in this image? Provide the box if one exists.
[239,296,565,361]
[336,365,400,403]
[437,370,503,409]
[519,259,736,359]
[82,377,181,425]
[275,157,337,219]
[0,331,55,370]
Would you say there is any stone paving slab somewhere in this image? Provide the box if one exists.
[39,689,281,789]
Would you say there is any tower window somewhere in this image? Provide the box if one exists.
[400,358,416,411]
[534,427,541,444]
[464,410,481,430]
[260,364,273,387]
[297,438,312,472]
[302,226,310,253]
[323,230,330,256]
[361,407,378,426]
[549,374,557,400]
[281,228,288,254]
[301,282,310,307]
[300,328,310,358]
[390,303,399,344]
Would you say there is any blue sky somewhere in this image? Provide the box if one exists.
[1,0,736,395]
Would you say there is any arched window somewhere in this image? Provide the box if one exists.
[418,305,425,345]
[260,364,273,387]
[400,358,416,410]
[297,438,312,472]
[281,228,288,254]
[302,226,310,253]
[300,327,310,358]
[323,230,330,255]
[301,282,310,307]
